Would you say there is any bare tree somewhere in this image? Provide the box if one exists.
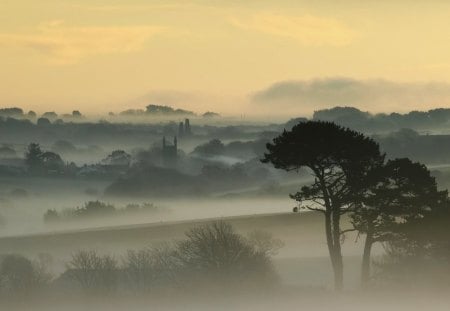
[123,244,177,291]
[175,221,277,286]
[246,230,284,257]
[66,250,118,292]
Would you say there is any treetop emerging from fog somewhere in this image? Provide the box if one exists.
[263,121,383,174]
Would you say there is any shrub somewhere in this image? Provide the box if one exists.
[123,244,177,291]
[0,254,51,294]
[75,201,116,217]
[66,250,118,293]
[175,221,278,287]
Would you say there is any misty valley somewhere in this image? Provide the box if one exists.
[0,105,449,310]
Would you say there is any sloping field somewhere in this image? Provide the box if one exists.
[0,211,365,288]
[0,212,326,256]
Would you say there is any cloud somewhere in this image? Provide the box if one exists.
[231,13,356,46]
[252,77,450,114]
[0,21,165,64]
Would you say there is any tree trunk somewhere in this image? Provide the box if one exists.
[318,172,344,291]
[361,225,374,287]
[332,252,344,291]
[324,209,344,291]
[332,209,343,291]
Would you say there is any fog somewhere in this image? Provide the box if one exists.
[4,289,450,311]
[0,195,295,236]
[0,108,450,310]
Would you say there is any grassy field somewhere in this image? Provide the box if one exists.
[0,211,367,289]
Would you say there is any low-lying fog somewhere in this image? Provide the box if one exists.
[0,176,294,236]
[4,290,450,311]
[1,109,450,310]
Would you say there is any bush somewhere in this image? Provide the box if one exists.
[0,254,51,294]
[123,244,177,291]
[58,222,280,294]
[192,139,225,156]
[66,250,118,293]
[75,201,116,217]
[373,240,450,288]
[246,230,284,256]
[175,221,278,287]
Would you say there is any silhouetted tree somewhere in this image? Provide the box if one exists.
[101,150,131,166]
[25,143,43,174]
[262,121,384,290]
[66,250,118,293]
[420,198,450,261]
[41,111,58,120]
[41,151,64,173]
[0,254,35,293]
[175,221,277,286]
[202,111,220,118]
[0,254,50,294]
[375,197,450,285]
[192,139,225,156]
[246,230,284,257]
[381,193,450,263]
[27,110,37,118]
[123,249,156,291]
[352,158,447,285]
[145,104,194,116]
[123,245,177,291]
[36,117,51,126]
[72,110,82,118]
[0,107,23,118]
[24,143,65,175]
[75,201,116,217]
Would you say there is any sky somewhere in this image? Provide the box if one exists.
[1,0,450,118]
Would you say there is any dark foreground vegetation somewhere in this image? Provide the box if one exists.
[0,222,281,300]
[263,121,450,290]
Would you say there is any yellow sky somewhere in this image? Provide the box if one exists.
[1,0,450,117]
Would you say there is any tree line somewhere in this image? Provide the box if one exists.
[0,222,282,298]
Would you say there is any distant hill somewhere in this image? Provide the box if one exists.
[120,104,195,117]
[285,106,450,133]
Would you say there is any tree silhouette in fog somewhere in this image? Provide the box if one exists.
[58,222,278,294]
[351,158,447,285]
[262,121,384,290]
[176,221,278,286]
[66,250,118,293]
[0,254,50,294]
[373,198,450,285]
[25,143,44,174]
[25,143,65,175]
[101,150,131,166]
